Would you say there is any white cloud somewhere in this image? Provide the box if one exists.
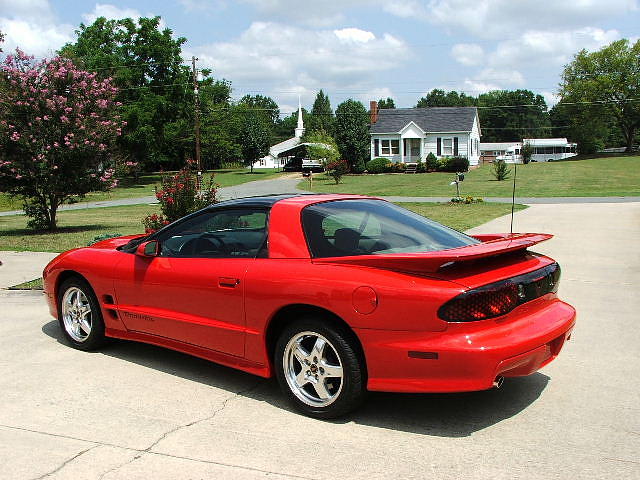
[451,43,484,66]
[426,0,638,38]
[81,3,165,26]
[382,0,428,19]
[334,28,375,43]
[488,27,621,69]
[188,21,410,107]
[0,0,72,57]
[236,0,368,27]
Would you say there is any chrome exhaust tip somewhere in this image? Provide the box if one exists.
[493,376,504,389]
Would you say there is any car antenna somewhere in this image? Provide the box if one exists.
[510,159,518,235]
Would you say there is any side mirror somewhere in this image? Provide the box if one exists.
[136,240,160,257]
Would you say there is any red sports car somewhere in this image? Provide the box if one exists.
[43,194,576,418]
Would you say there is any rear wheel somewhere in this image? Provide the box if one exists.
[58,277,106,351]
[275,317,366,418]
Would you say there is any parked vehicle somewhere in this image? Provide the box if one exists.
[43,194,576,418]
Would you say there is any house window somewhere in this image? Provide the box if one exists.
[442,138,453,156]
[381,139,399,156]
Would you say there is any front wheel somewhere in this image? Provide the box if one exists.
[275,317,366,418]
[58,277,107,351]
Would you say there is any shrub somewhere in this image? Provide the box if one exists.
[416,159,426,173]
[154,160,218,222]
[366,157,391,174]
[391,162,406,173]
[425,152,438,171]
[326,159,349,184]
[451,196,484,204]
[492,160,511,181]
[352,159,366,174]
[438,156,470,172]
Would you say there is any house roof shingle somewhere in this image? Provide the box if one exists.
[370,107,478,134]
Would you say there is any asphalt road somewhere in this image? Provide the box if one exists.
[0,202,638,479]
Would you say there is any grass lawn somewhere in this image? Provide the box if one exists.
[301,156,640,197]
[0,202,523,253]
[0,168,284,212]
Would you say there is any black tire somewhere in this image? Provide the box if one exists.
[274,316,366,419]
[57,277,107,351]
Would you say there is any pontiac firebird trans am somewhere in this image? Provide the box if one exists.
[43,194,576,418]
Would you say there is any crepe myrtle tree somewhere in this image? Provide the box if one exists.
[0,51,124,230]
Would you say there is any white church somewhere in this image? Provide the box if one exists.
[251,99,306,170]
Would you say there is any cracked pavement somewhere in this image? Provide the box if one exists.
[1,202,639,479]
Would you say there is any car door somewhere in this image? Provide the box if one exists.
[113,208,268,357]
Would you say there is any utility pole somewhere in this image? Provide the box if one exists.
[191,56,202,188]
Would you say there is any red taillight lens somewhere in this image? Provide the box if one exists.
[438,282,519,322]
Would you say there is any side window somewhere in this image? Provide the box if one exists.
[157,209,268,258]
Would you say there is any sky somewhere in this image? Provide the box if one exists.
[1,0,639,116]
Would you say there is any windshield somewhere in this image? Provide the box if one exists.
[302,199,479,258]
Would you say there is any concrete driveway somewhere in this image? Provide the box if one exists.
[1,202,638,479]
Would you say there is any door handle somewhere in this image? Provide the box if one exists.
[218,277,240,288]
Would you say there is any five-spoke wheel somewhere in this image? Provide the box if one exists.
[57,277,106,351]
[275,317,366,418]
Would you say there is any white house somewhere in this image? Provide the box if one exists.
[252,98,306,169]
[369,102,482,166]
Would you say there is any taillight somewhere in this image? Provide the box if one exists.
[438,263,561,322]
[439,282,519,322]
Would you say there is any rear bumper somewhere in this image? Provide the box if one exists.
[356,298,576,393]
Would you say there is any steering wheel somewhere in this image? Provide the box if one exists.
[179,235,227,256]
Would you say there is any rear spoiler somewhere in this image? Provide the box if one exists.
[312,233,552,273]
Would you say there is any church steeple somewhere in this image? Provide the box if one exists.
[295,95,305,138]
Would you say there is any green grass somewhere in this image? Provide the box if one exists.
[0,204,158,252]
[0,168,284,212]
[0,201,522,253]
[399,202,526,232]
[7,278,43,290]
[301,156,640,197]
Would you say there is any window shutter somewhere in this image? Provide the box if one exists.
[437,137,441,156]
[374,139,379,157]
[454,137,459,156]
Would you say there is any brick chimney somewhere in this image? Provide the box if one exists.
[370,100,378,124]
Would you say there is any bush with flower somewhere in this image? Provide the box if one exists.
[143,159,218,232]
[0,50,125,230]
[142,213,170,234]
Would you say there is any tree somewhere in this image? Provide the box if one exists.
[238,94,280,127]
[416,89,476,108]
[0,52,124,230]
[240,114,270,173]
[521,142,534,164]
[308,90,334,134]
[304,130,339,165]
[477,90,550,142]
[60,16,196,170]
[377,97,396,109]
[335,99,370,173]
[559,39,640,152]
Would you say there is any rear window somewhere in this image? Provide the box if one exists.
[302,199,479,258]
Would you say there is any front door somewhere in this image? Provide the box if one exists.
[113,208,268,357]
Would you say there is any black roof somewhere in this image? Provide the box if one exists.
[370,107,477,134]
[208,194,302,209]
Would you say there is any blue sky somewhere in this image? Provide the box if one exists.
[1,1,639,116]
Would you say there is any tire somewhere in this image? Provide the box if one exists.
[274,316,366,419]
[57,277,107,351]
